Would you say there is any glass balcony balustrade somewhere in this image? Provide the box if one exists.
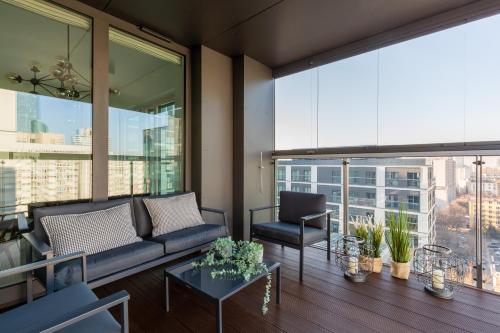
[349,176,376,186]
[385,177,420,188]
[291,174,311,182]
[385,200,420,211]
[349,196,376,207]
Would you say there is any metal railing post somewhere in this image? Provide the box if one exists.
[342,159,350,235]
[474,156,484,289]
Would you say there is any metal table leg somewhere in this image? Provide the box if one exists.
[276,266,281,304]
[216,300,222,333]
[164,273,170,312]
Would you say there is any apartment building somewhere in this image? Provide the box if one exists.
[276,158,436,247]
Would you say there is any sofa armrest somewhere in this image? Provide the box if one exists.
[23,232,53,257]
[37,290,130,333]
[199,207,228,227]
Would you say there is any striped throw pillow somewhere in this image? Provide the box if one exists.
[143,193,204,237]
[41,203,142,256]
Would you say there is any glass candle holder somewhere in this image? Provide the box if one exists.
[414,244,466,299]
[335,235,374,282]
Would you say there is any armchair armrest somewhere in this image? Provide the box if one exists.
[16,213,29,232]
[249,205,279,212]
[301,209,333,222]
[23,231,53,257]
[0,251,87,302]
[0,251,86,280]
[199,207,228,227]
[37,290,130,333]
[249,205,280,233]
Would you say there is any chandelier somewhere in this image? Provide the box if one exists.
[6,25,98,100]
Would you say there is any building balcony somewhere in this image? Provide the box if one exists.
[291,175,311,182]
[385,178,420,188]
[349,197,376,207]
[349,176,376,186]
[385,200,420,212]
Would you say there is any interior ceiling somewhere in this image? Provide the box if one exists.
[79,0,478,69]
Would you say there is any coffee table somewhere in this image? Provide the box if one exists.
[164,256,280,332]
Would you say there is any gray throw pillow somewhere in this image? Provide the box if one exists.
[41,203,141,256]
[143,193,204,237]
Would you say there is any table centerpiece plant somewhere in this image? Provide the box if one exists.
[192,237,272,314]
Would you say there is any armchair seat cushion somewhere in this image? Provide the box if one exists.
[0,282,121,333]
[54,241,164,290]
[252,222,327,245]
[150,224,227,254]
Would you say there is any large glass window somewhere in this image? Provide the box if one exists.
[108,28,184,196]
[0,0,92,223]
[275,13,500,149]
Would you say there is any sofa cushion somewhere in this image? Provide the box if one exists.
[33,198,135,245]
[54,241,164,290]
[41,204,142,256]
[0,282,121,333]
[278,191,327,229]
[144,193,204,237]
[252,222,327,245]
[132,193,187,237]
[150,224,227,254]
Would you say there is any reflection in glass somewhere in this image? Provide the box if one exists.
[108,28,184,196]
[0,0,92,221]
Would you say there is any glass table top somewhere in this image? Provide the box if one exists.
[165,256,280,301]
[0,238,32,288]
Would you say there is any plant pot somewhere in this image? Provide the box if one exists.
[391,261,410,280]
[359,255,373,272]
[372,257,383,273]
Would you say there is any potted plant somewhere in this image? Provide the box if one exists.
[386,208,412,279]
[368,219,384,273]
[352,216,372,271]
[193,237,272,314]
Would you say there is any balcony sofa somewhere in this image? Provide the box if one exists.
[22,192,228,290]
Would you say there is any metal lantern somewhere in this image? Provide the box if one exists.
[335,235,374,282]
[413,244,466,299]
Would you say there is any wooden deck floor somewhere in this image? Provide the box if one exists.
[95,242,500,333]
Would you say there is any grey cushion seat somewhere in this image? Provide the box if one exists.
[150,224,227,254]
[253,222,327,245]
[54,241,164,290]
[0,282,121,333]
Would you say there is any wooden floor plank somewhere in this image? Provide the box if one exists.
[93,242,500,333]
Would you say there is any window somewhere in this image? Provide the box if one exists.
[0,0,92,215]
[108,28,184,196]
[276,167,286,181]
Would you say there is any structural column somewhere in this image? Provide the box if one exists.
[232,55,274,240]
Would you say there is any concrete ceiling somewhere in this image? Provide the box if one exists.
[79,0,478,68]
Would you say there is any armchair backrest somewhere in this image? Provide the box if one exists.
[278,191,327,229]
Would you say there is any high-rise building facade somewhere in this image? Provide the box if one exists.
[276,158,436,249]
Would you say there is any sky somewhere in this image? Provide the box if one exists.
[275,13,500,150]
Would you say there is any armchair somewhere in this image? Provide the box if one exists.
[0,251,130,333]
[250,191,332,281]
